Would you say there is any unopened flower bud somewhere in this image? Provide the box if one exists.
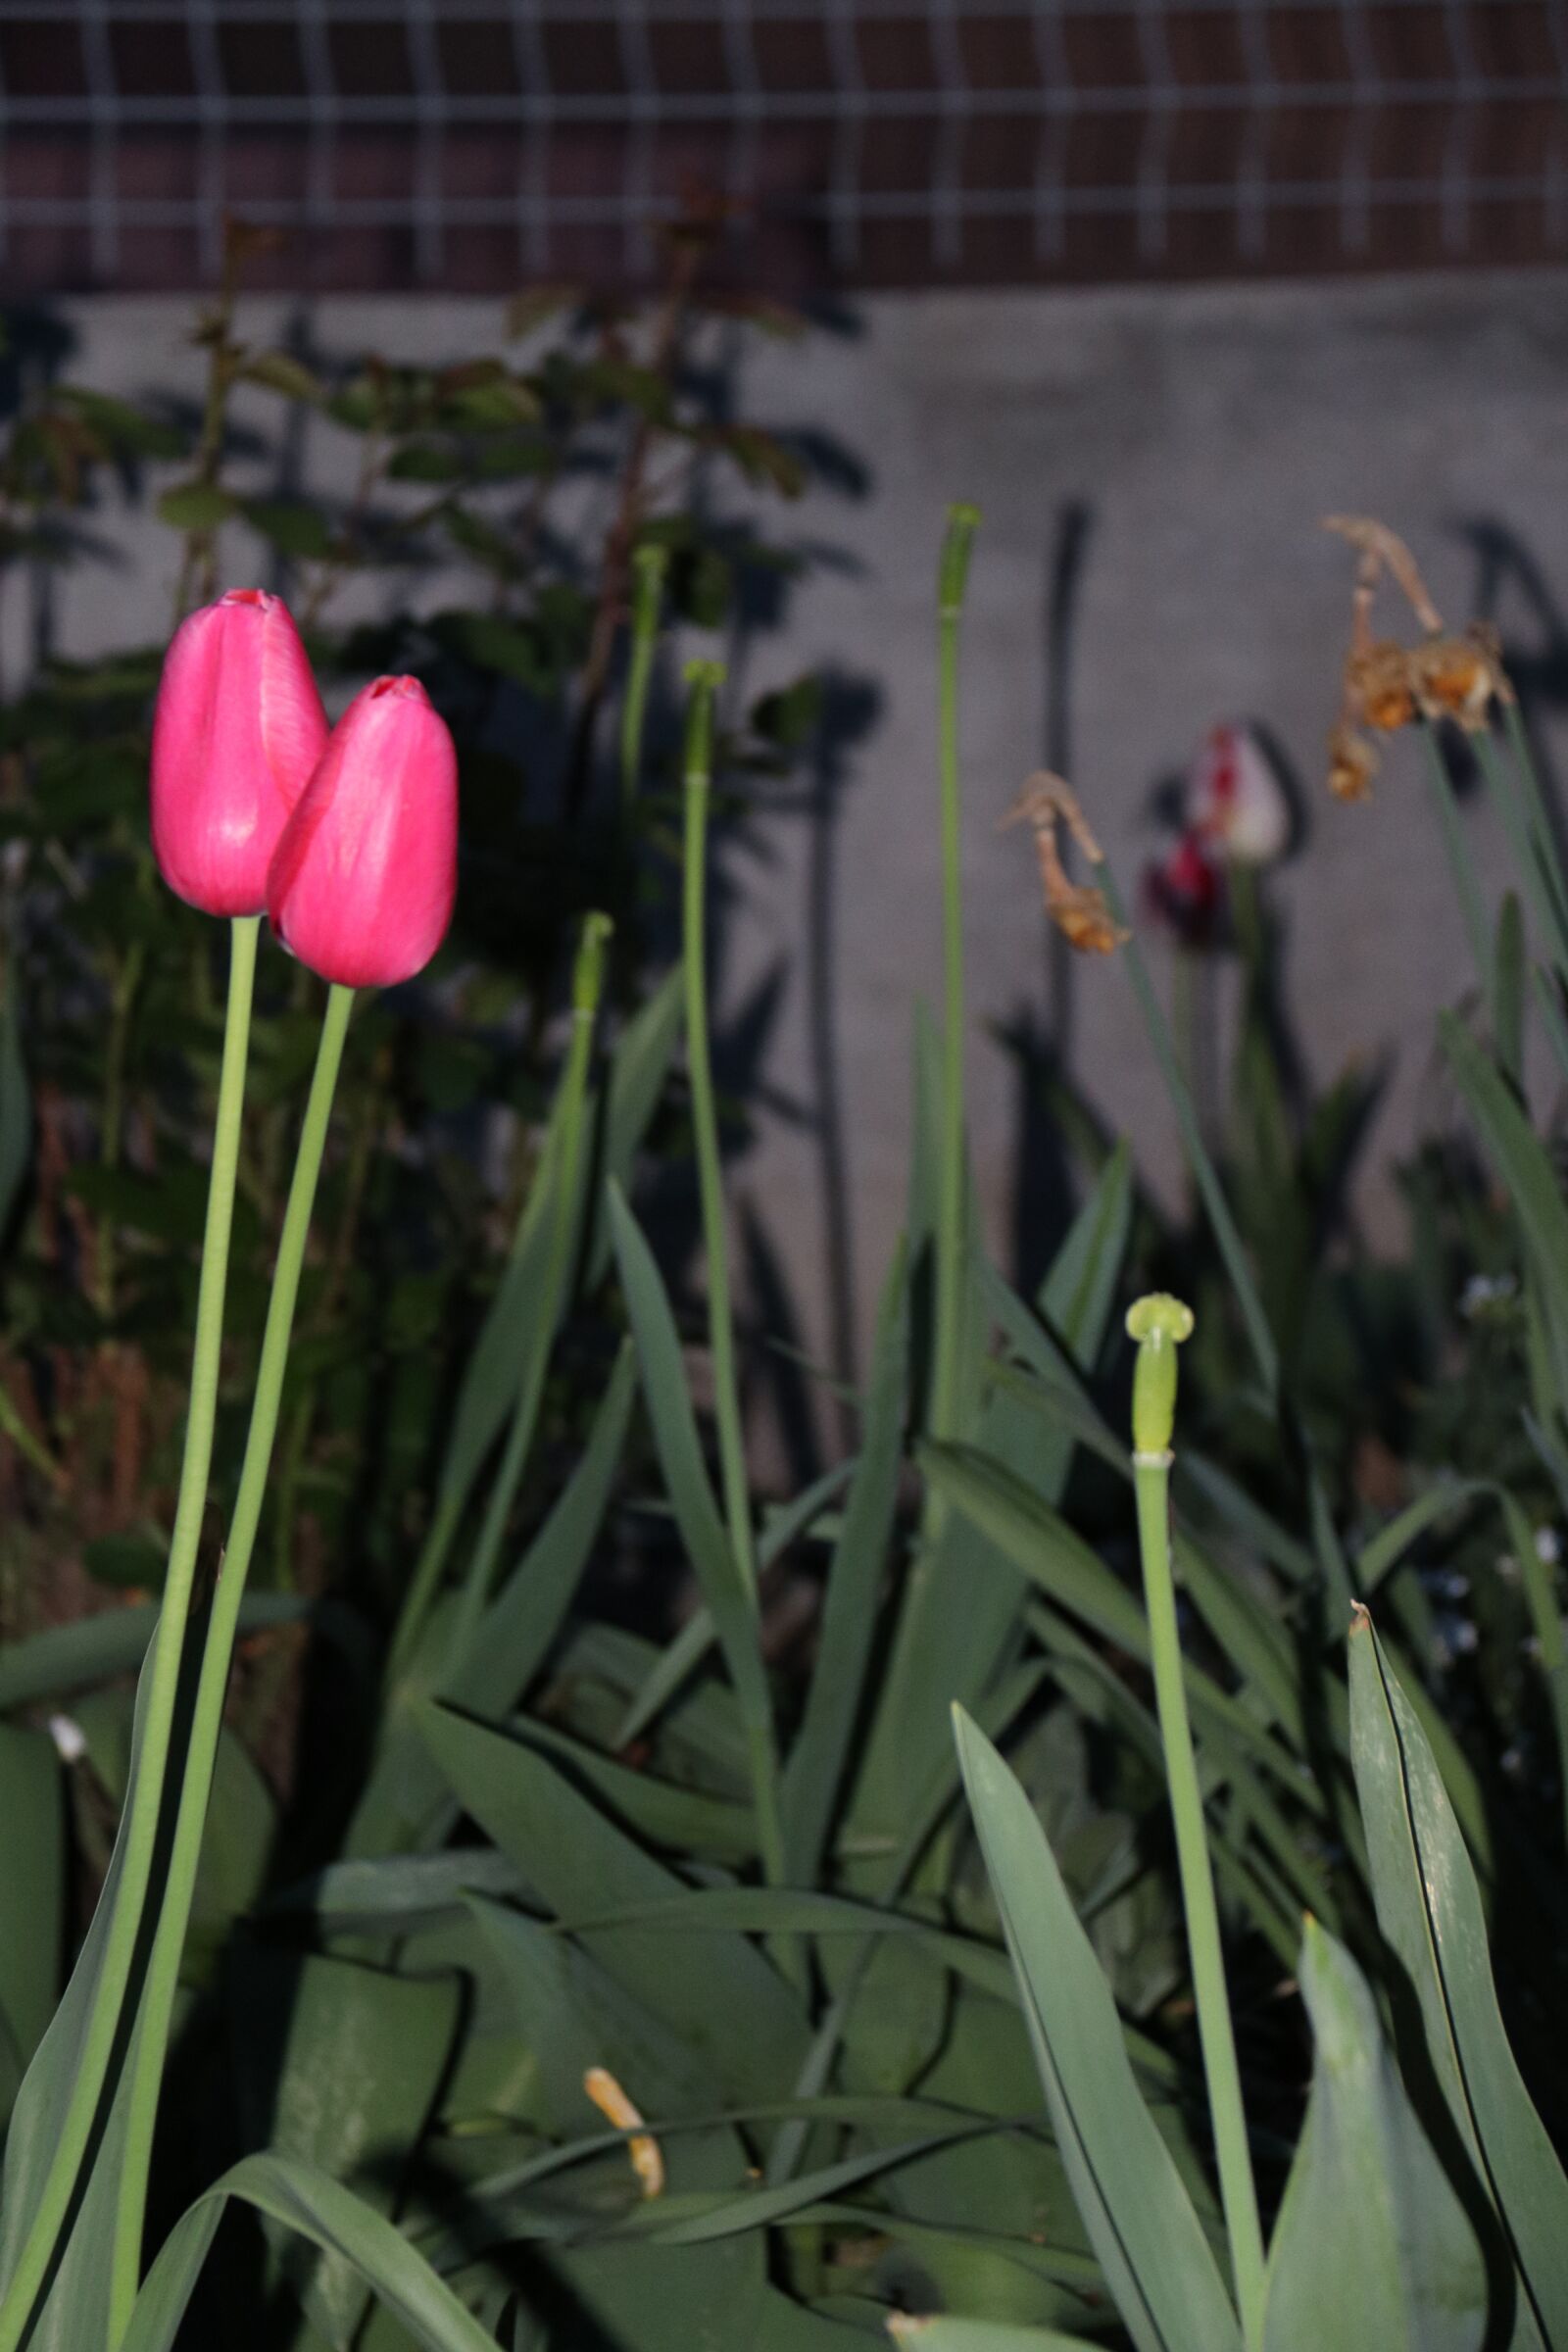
[1126,1292,1195,1458]
[151,588,327,916]
[267,673,457,988]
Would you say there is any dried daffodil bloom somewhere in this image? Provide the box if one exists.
[1327,722,1379,804]
[584,2066,665,2199]
[1345,637,1418,732]
[1003,770,1129,955]
[1336,564,1418,733]
[1410,623,1511,732]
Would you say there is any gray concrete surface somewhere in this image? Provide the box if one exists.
[19,274,1568,1430]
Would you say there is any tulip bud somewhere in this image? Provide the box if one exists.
[267,674,458,988]
[1184,723,1290,865]
[150,589,328,916]
[1143,827,1222,949]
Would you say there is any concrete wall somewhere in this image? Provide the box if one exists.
[22,273,1568,1423]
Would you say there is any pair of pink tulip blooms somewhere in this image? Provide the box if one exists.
[150,588,458,987]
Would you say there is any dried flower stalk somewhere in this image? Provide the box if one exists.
[1323,514,1444,634]
[1003,771,1128,955]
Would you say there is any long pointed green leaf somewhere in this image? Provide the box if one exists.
[953,1707,1242,2352]
[121,2153,496,2352]
[454,1339,636,1715]
[887,2324,1101,2351]
[1441,1010,1568,1405]
[606,1178,780,1849]
[925,1441,1318,1808]
[1261,1919,1486,2352]
[613,1456,856,1751]
[416,1701,808,2106]
[783,1239,909,1880]
[437,969,682,1515]
[1349,1606,1568,2345]
[0,1594,307,1715]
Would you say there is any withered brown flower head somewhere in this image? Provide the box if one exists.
[1324,514,1515,750]
[1409,623,1511,733]
[1327,722,1379,804]
[1346,639,1418,733]
[1002,771,1129,956]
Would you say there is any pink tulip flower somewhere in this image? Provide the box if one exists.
[150,589,328,916]
[267,673,457,989]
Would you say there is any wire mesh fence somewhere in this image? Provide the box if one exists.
[0,1,1565,292]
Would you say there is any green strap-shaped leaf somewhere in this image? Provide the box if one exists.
[886,2322,1101,2351]
[606,1179,779,1797]
[1033,1139,1132,1362]
[436,968,681,1515]
[228,1949,462,2348]
[612,1455,857,1752]
[0,1594,308,1715]
[952,1707,1242,2352]
[0,1728,62,2080]
[346,1349,637,1859]
[1349,1607,1568,2346]
[455,1338,637,1716]
[1261,1919,1486,2352]
[782,1238,910,1880]
[120,2152,497,2352]
[850,1133,1130,1865]
[416,1701,808,2108]
[924,1442,1318,1810]
[1441,1010,1568,1406]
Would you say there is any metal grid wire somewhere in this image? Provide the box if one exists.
[0,0,1565,291]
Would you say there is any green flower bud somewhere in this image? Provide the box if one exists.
[572,909,613,1013]
[1126,1292,1195,1458]
[939,504,981,615]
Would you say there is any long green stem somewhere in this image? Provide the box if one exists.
[931,504,980,1447]
[1502,697,1568,929]
[1101,860,1278,1398]
[439,912,612,1679]
[618,544,666,817]
[0,914,259,2352]
[1419,724,1493,1004]
[1125,1301,1264,2350]
[1137,1462,1265,2344]
[1102,859,1352,1612]
[682,662,754,1594]
[1476,726,1568,981]
[106,981,354,2342]
[675,662,790,1893]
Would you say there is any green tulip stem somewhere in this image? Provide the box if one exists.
[1419,723,1493,1003]
[107,978,355,2344]
[1502,695,1568,933]
[1476,723,1568,981]
[619,544,667,816]
[681,662,754,1597]
[931,503,980,1451]
[680,662,787,1890]
[0,913,261,2352]
[1127,1299,1265,2352]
